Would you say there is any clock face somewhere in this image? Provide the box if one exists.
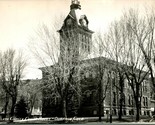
[66,18,72,25]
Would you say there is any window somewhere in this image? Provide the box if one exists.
[81,34,84,49]
[84,35,87,51]
[88,37,91,53]
[122,93,126,106]
[113,92,116,106]
[145,83,147,92]
[85,72,89,78]
[85,43,87,50]
[131,109,134,115]
[131,95,134,106]
[142,80,147,92]
[124,79,128,88]
[123,110,126,115]
[88,44,90,53]
[143,97,145,106]
[142,81,145,91]
[128,95,131,105]
[146,97,148,107]
[86,36,89,52]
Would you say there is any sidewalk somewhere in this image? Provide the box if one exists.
[0,115,152,124]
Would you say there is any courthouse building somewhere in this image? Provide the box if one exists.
[40,0,155,117]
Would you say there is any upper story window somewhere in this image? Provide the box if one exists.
[81,34,85,49]
[88,37,90,53]
[146,97,148,107]
[124,79,129,88]
[122,93,126,106]
[113,92,116,106]
[79,15,88,28]
[66,18,73,26]
[128,95,131,105]
[85,72,89,78]
[131,95,134,106]
[143,96,148,107]
[142,80,147,92]
[143,97,145,106]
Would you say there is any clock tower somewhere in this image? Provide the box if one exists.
[58,0,94,64]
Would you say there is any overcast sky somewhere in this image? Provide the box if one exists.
[0,0,154,79]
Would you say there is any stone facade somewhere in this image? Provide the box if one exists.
[40,0,155,118]
[41,57,154,117]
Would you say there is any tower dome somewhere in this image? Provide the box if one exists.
[70,0,81,10]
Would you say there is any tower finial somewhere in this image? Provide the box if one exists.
[70,0,81,10]
[71,0,80,5]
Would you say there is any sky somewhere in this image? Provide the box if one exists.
[0,0,155,79]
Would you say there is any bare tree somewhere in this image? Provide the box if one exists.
[92,34,112,121]
[101,9,150,121]
[18,79,43,117]
[123,9,151,121]
[0,81,9,119]
[29,18,89,117]
[125,9,155,114]
[0,52,9,119]
[0,49,27,119]
[124,38,149,121]
[97,21,127,121]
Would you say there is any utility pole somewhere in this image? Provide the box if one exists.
[154,93,155,115]
[110,71,113,123]
[98,40,103,122]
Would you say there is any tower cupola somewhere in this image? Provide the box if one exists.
[59,0,94,62]
[70,0,81,10]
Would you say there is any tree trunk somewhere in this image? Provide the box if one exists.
[10,97,17,118]
[118,74,124,120]
[98,79,102,122]
[119,96,123,120]
[4,93,9,119]
[103,100,105,117]
[29,96,36,117]
[136,83,140,121]
[98,102,102,122]
[29,103,34,117]
[136,101,140,121]
[62,99,67,118]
